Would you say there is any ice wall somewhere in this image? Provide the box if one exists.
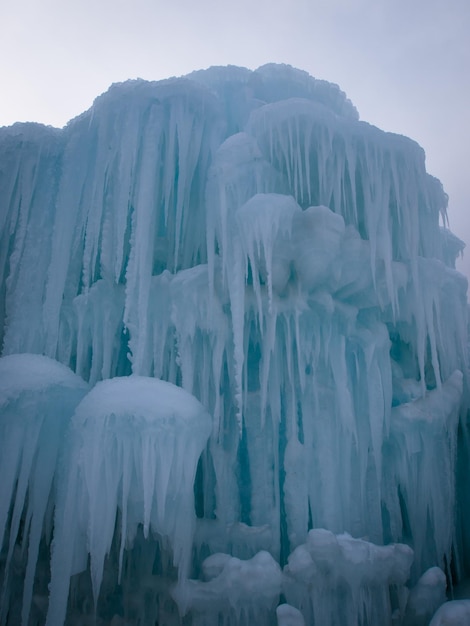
[0,64,469,625]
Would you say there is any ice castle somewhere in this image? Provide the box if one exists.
[0,64,469,625]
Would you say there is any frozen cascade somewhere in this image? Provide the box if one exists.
[0,63,469,625]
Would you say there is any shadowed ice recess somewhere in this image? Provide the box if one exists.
[0,64,469,625]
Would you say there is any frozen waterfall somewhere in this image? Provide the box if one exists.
[0,63,469,625]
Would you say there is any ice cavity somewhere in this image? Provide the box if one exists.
[46,376,211,626]
[0,354,88,626]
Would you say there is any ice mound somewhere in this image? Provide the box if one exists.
[283,529,413,625]
[404,567,447,626]
[276,603,305,626]
[173,550,282,625]
[429,600,470,625]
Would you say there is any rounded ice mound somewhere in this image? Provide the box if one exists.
[429,600,470,625]
[173,550,282,621]
[0,352,88,405]
[46,376,212,626]
[404,566,447,626]
[276,603,305,626]
[72,374,212,430]
[0,354,88,626]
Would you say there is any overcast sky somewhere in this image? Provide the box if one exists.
[1,0,469,278]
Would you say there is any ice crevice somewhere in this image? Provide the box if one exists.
[0,63,469,625]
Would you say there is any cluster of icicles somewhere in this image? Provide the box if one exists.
[0,64,469,625]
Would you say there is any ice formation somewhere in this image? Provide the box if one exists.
[403,567,447,626]
[46,376,212,626]
[0,64,469,625]
[429,600,470,625]
[0,354,88,625]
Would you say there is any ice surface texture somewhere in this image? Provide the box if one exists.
[0,63,469,625]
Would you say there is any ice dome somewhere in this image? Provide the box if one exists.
[0,64,468,625]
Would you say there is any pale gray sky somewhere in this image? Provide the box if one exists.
[1,0,469,277]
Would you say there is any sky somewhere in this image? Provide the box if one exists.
[1,0,469,278]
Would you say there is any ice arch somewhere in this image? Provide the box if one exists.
[45,376,212,626]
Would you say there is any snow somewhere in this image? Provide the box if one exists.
[0,63,469,625]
